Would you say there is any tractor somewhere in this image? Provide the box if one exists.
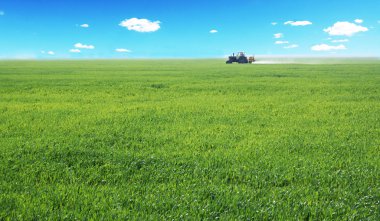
[226,52,255,64]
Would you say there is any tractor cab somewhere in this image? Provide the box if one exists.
[236,52,246,58]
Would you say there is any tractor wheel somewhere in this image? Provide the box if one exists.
[238,57,249,64]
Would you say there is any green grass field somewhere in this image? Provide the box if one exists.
[1,59,379,220]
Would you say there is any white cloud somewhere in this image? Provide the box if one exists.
[275,40,289,44]
[311,44,347,51]
[115,48,131,53]
[119,18,160,32]
[284,21,312,26]
[354,19,363,24]
[70,49,81,53]
[284,44,299,49]
[324,22,368,36]
[274,33,283,38]
[210,29,218,34]
[0,11,4,16]
[74,43,95,49]
[271,22,277,26]
[331,39,349,43]
[41,50,55,55]
[80,24,89,28]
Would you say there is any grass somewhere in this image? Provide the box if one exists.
[0,59,379,220]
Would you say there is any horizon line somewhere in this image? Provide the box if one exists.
[1,56,380,61]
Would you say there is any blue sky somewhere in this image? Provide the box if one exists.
[0,0,379,59]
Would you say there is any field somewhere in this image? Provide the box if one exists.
[1,59,379,220]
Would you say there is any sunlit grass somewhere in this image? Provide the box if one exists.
[1,59,379,219]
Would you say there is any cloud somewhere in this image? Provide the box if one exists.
[274,33,283,38]
[74,43,95,49]
[119,18,160,32]
[271,22,277,26]
[354,19,363,24]
[284,21,312,26]
[311,44,347,51]
[80,24,89,28]
[275,40,289,44]
[70,49,81,53]
[115,48,131,53]
[284,44,299,49]
[210,29,218,34]
[0,11,4,16]
[331,39,349,43]
[324,22,368,36]
[41,50,55,55]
